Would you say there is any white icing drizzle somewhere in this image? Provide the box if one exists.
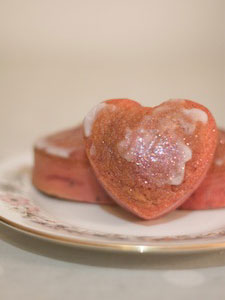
[35,138,74,158]
[214,132,225,167]
[83,103,116,137]
[153,99,185,114]
[178,118,196,135]
[215,158,224,166]
[117,101,208,187]
[90,144,96,156]
[118,125,192,187]
[167,142,192,185]
[155,106,208,135]
[183,108,208,125]
[83,103,106,137]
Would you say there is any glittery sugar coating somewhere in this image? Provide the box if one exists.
[117,111,195,187]
[181,129,225,210]
[117,101,209,187]
[117,126,193,186]
[84,98,218,220]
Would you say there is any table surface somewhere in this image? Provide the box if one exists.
[1,221,225,300]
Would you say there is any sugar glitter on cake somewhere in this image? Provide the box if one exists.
[117,102,209,187]
[118,126,192,187]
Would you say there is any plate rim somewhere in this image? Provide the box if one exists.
[1,153,225,254]
[2,214,225,254]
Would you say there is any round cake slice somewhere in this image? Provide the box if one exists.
[32,126,113,204]
[180,129,225,210]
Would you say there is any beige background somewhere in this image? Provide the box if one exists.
[0,0,224,158]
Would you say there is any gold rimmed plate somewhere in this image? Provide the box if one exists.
[1,153,225,254]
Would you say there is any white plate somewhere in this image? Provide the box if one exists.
[1,153,225,254]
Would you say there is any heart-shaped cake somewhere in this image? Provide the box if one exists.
[84,99,218,219]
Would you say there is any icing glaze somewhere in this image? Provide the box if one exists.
[215,158,224,166]
[83,103,106,137]
[213,131,225,167]
[118,126,192,187]
[179,118,196,135]
[84,103,116,137]
[154,101,208,135]
[90,144,96,156]
[183,108,208,126]
[117,101,207,187]
[35,138,73,158]
[153,99,185,114]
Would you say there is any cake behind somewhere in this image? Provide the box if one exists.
[32,126,114,204]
